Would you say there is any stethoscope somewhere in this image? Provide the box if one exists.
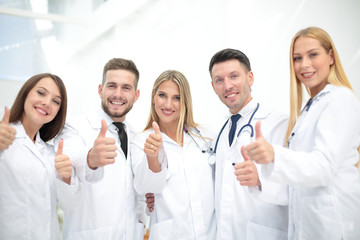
[287,98,313,147]
[183,126,213,154]
[208,103,260,165]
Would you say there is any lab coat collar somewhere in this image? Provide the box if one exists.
[12,121,47,161]
[87,106,135,135]
[310,84,333,104]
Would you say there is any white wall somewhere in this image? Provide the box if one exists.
[1,0,360,133]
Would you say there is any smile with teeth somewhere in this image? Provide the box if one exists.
[110,100,125,106]
[226,93,238,98]
[35,107,48,115]
[162,109,174,115]
[302,72,315,78]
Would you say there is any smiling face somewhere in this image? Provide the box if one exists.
[99,69,140,122]
[22,77,62,132]
[211,59,253,114]
[153,80,181,129]
[293,36,334,98]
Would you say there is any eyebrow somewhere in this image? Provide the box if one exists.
[294,48,320,55]
[38,86,62,100]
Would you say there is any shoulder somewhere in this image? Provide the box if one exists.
[319,85,360,112]
[255,103,288,124]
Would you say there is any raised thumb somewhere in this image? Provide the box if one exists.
[56,138,63,156]
[255,121,263,139]
[241,146,250,161]
[98,119,107,138]
[2,107,10,124]
[152,121,160,134]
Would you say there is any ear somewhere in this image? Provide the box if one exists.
[134,89,140,103]
[247,71,254,87]
[98,84,103,98]
[329,49,335,66]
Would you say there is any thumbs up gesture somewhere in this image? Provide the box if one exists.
[144,121,162,172]
[87,120,117,169]
[233,146,261,187]
[244,121,274,164]
[0,107,17,150]
[55,139,72,184]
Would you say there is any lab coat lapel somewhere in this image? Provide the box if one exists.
[14,123,47,167]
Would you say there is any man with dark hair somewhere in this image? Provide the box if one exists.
[209,48,289,240]
[57,58,146,240]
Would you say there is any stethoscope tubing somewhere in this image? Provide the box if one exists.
[213,103,260,154]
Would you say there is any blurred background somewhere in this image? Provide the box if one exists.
[1,0,360,132]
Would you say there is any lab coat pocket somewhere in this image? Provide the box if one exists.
[246,222,287,240]
[301,194,341,240]
[149,218,174,240]
[66,226,111,240]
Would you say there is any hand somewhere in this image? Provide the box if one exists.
[234,146,261,187]
[245,121,274,164]
[145,193,155,213]
[55,139,72,184]
[144,122,162,172]
[0,107,17,150]
[87,120,117,169]
[144,122,162,158]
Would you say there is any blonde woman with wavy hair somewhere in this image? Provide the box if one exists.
[243,27,360,240]
[131,70,216,239]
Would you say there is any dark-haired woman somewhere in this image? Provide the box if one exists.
[0,73,78,239]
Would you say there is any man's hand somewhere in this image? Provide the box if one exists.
[87,120,117,169]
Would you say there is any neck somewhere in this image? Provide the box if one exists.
[160,122,179,143]
[21,120,40,143]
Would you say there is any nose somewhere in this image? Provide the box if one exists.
[301,56,311,69]
[42,96,51,109]
[114,86,124,97]
[223,77,233,90]
[165,97,173,107]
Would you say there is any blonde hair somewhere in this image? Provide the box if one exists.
[144,70,197,144]
[287,26,359,167]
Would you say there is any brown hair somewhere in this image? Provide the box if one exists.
[102,58,140,89]
[10,73,67,142]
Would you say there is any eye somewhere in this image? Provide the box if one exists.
[215,78,223,84]
[309,52,318,58]
[52,99,61,106]
[123,86,132,91]
[231,74,238,79]
[174,96,180,101]
[293,56,301,62]
[159,93,166,98]
[37,90,45,96]
[107,84,116,89]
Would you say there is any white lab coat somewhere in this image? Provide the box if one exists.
[264,84,360,240]
[131,127,216,240]
[0,122,79,240]
[57,107,146,240]
[215,99,289,240]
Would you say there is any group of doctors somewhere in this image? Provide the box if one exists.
[0,26,360,240]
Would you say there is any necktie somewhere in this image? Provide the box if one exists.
[229,114,241,146]
[113,122,128,159]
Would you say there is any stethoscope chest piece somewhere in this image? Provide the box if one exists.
[208,155,216,165]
